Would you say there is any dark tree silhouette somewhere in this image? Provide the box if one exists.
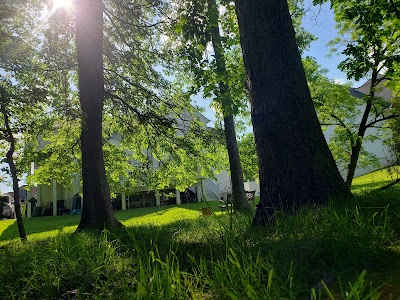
[234,0,351,225]
[75,0,120,230]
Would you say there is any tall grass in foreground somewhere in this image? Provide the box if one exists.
[0,191,399,299]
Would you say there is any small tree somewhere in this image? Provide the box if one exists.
[0,85,27,241]
[304,57,394,177]
[0,2,51,241]
[329,0,400,186]
[166,0,250,211]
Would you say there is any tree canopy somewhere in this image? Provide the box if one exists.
[1,0,227,213]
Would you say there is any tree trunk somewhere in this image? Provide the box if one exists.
[207,0,249,211]
[0,88,27,241]
[234,0,351,225]
[345,69,378,187]
[76,0,121,230]
[223,115,249,211]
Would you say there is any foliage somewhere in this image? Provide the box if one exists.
[0,0,226,195]
[327,0,400,184]
[238,132,258,181]
[0,0,78,188]
[166,0,315,119]
[330,0,400,81]
[304,57,391,174]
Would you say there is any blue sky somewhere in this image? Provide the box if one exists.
[0,3,354,194]
[302,3,349,82]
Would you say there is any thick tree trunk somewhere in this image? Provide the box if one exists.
[207,0,249,211]
[0,88,27,241]
[76,0,120,230]
[345,69,378,187]
[234,0,351,225]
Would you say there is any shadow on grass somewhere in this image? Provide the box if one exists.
[121,205,400,298]
[3,202,400,299]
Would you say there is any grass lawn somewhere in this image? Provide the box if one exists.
[352,166,400,192]
[0,172,400,299]
[0,201,224,245]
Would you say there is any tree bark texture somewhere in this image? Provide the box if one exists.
[345,68,378,187]
[234,0,351,225]
[223,115,250,211]
[76,0,120,230]
[207,0,250,211]
[0,87,27,241]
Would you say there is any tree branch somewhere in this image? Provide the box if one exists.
[330,113,355,147]
[366,113,399,128]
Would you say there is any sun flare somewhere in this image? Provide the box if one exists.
[44,0,73,19]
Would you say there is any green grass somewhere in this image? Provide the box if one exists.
[0,201,223,245]
[352,167,400,193]
[1,177,400,299]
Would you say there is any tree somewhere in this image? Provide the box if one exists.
[0,85,27,241]
[166,0,250,210]
[304,57,391,177]
[234,0,351,225]
[75,0,120,230]
[0,1,52,241]
[205,0,249,211]
[1,0,226,230]
[328,0,400,186]
[24,0,225,212]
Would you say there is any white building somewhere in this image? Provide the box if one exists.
[27,112,222,217]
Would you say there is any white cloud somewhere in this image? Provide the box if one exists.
[333,78,347,85]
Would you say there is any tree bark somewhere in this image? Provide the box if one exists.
[345,68,378,187]
[0,87,27,241]
[76,0,121,230]
[234,0,351,225]
[223,115,249,211]
[207,0,250,211]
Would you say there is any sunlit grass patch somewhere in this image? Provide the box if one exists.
[0,201,222,245]
[352,167,400,193]
[121,206,220,227]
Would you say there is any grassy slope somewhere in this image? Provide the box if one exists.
[0,171,399,299]
[352,167,400,192]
